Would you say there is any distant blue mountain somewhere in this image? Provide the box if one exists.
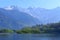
[27,7,60,24]
[0,7,40,29]
[1,6,60,29]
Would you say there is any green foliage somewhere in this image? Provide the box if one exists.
[0,22,60,34]
[16,22,60,34]
[0,29,14,33]
[16,27,40,34]
[16,27,32,34]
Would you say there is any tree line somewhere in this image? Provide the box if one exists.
[0,22,60,34]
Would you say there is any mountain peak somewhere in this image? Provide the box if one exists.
[4,6,18,10]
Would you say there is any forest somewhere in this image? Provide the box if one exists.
[0,22,60,34]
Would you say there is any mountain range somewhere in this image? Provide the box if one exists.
[0,6,60,29]
[0,6,40,29]
[25,7,60,24]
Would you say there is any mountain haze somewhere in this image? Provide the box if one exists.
[0,6,60,29]
[0,6,40,29]
[26,7,60,24]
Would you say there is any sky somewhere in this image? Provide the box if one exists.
[0,0,60,9]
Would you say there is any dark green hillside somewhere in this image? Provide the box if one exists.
[15,22,60,34]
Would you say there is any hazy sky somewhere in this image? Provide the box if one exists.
[0,0,60,9]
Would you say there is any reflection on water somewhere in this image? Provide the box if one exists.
[0,34,60,40]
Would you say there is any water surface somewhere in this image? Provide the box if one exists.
[0,34,60,40]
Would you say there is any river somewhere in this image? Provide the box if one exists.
[0,34,60,40]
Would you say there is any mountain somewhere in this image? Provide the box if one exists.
[0,6,40,29]
[1,6,60,29]
[26,7,60,24]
